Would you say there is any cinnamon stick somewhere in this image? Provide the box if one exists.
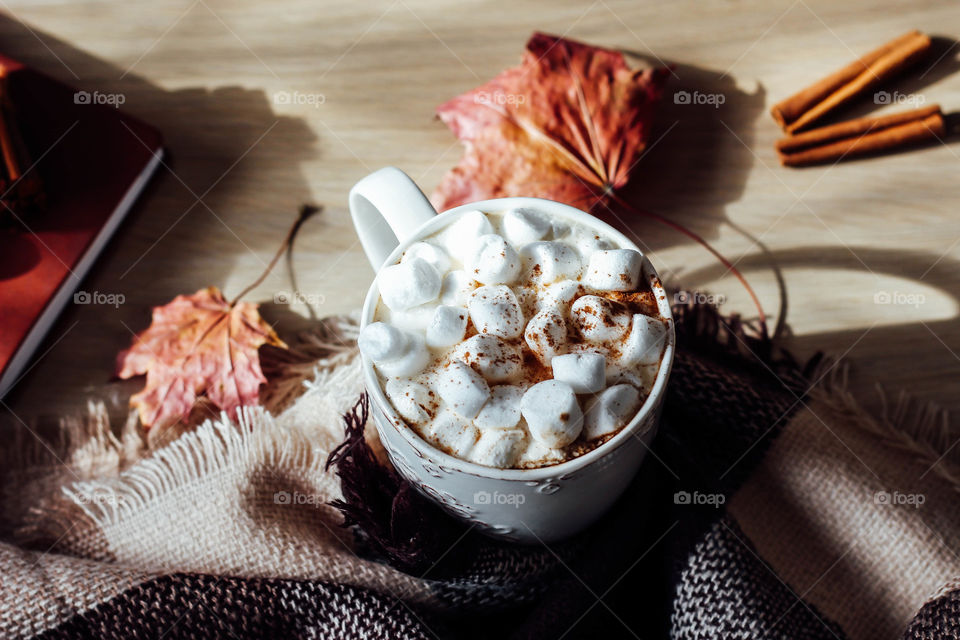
[771,31,920,128]
[777,109,945,167]
[776,104,941,153]
[771,30,933,133]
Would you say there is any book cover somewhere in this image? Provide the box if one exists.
[0,55,163,399]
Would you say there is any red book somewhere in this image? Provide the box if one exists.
[0,55,163,399]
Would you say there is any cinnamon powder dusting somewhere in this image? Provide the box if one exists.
[603,289,657,316]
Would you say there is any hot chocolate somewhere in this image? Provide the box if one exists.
[358,206,668,469]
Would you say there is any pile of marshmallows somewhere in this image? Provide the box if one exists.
[359,208,667,469]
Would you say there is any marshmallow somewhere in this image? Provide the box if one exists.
[358,322,407,362]
[620,314,667,366]
[575,234,614,257]
[426,410,480,458]
[375,332,430,378]
[439,270,477,308]
[378,257,441,311]
[436,361,490,418]
[551,218,571,239]
[551,351,606,394]
[524,308,567,365]
[385,378,434,424]
[401,241,451,275]
[388,303,437,333]
[475,385,523,429]
[502,207,551,246]
[468,285,524,339]
[512,284,540,317]
[570,295,631,343]
[460,334,522,382]
[439,210,494,256]
[466,234,521,285]
[583,249,643,292]
[521,380,583,448]
[520,241,581,283]
[604,361,645,388]
[583,384,641,440]
[540,279,583,312]
[426,305,468,348]
[521,439,567,467]
[469,427,526,468]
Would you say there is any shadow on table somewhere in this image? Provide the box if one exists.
[0,15,321,427]
[681,245,960,412]
[606,54,766,279]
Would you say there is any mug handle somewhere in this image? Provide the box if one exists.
[349,167,439,271]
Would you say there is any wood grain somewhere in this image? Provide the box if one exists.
[2,0,959,429]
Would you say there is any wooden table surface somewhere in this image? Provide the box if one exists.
[3,0,960,427]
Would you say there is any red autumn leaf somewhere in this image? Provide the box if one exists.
[432,31,670,212]
[432,32,768,328]
[116,286,286,428]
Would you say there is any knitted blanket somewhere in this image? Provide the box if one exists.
[1,300,958,640]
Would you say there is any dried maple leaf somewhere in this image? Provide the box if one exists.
[116,286,286,428]
[433,32,767,327]
[115,207,320,429]
[432,31,670,212]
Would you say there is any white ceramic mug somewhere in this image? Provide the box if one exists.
[349,167,675,543]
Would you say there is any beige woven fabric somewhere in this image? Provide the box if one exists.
[0,323,435,638]
[0,542,152,638]
[730,386,960,640]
